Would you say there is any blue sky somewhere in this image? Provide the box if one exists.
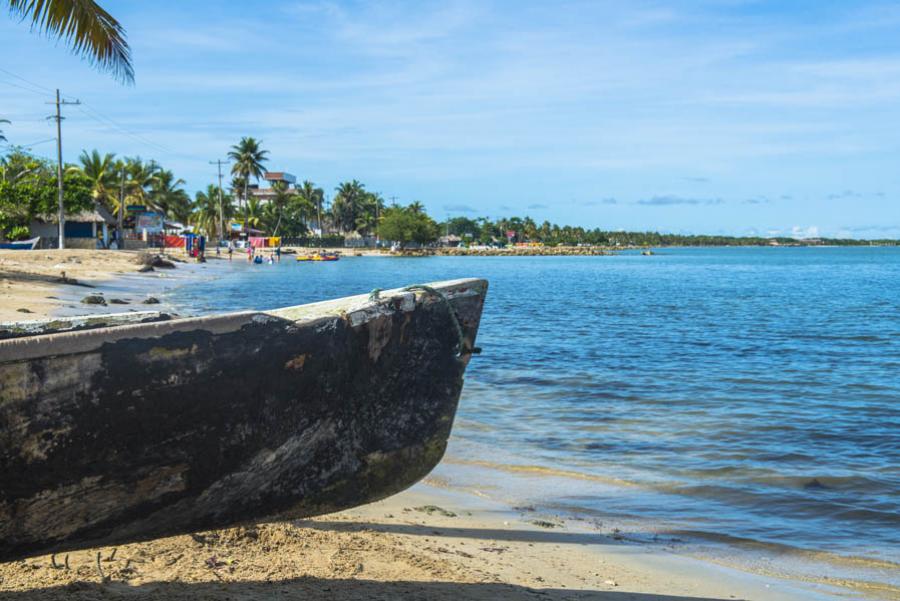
[1,0,899,238]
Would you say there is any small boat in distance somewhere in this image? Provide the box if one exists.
[0,237,39,250]
[0,279,486,561]
[296,252,339,262]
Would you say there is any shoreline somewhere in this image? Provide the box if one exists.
[0,481,848,600]
[1,250,896,599]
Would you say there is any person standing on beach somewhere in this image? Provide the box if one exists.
[275,246,281,262]
[227,240,233,261]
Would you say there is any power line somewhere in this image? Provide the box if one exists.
[0,78,48,97]
[2,137,57,151]
[75,103,173,156]
[0,67,54,94]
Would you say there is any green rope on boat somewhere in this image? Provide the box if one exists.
[368,285,481,357]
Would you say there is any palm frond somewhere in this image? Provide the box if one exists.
[8,0,133,83]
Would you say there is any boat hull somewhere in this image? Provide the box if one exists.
[0,237,39,250]
[0,279,486,561]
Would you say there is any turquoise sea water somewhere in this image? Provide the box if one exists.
[168,247,900,584]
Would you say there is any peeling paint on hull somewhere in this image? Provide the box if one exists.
[0,279,487,561]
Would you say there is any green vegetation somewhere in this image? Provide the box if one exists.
[228,137,268,212]
[6,0,133,83]
[2,142,896,247]
[440,216,900,247]
[379,203,441,248]
[0,150,93,236]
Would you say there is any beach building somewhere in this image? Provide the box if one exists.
[29,205,116,249]
[249,171,297,204]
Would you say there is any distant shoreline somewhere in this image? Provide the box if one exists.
[333,243,898,258]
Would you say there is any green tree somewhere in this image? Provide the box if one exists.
[7,0,133,83]
[228,137,268,211]
[192,184,233,237]
[0,151,93,237]
[122,157,158,207]
[296,180,324,233]
[0,119,9,143]
[74,149,117,210]
[243,197,263,230]
[378,203,440,248]
[149,169,191,222]
[356,192,384,236]
[331,180,367,233]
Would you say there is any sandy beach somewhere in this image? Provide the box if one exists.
[0,480,843,601]
[0,250,891,601]
[0,249,187,321]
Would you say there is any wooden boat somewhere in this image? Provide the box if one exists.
[0,279,487,561]
[0,237,39,250]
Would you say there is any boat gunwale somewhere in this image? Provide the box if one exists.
[0,278,487,363]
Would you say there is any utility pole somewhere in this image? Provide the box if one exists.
[46,89,80,249]
[117,165,125,248]
[210,160,226,241]
[375,197,380,247]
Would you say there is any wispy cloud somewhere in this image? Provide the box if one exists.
[0,0,897,234]
[636,195,723,206]
[443,203,478,213]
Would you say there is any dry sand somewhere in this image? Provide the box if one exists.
[0,249,172,321]
[0,483,841,601]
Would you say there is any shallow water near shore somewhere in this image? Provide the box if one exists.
[167,247,900,592]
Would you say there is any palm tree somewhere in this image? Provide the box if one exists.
[122,157,159,206]
[0,119,9,142]
[407,201,425,215]
[7,0,133,83]
[267,180,294,236]
[331,180,367,233]
[295,180,323,232]
[149,169,191,222]
[193,184,233,237]
[75,149,117,209]
[227,137,268,211]
[355,192,384,236]
[243,197,263,230]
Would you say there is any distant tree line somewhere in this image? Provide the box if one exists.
[1,145,896,247]
[439,216,899,247]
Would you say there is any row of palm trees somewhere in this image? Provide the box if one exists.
[72,136,404,240]
[74,150,192,223]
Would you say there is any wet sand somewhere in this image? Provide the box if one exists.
[0,482,843,601]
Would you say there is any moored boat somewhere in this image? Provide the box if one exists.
[0,237,39,250]
[0,278,487,561]
[296,252,339,262]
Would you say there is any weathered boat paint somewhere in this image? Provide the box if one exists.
[0,311,175,341]
[0,278,487,561]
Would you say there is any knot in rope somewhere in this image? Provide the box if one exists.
[402,284,481,358]
[368,285,481,358]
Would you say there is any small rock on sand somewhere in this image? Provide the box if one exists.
[413,505,457,518]
[81,294,107,306]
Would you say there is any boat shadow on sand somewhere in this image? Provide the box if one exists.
[0,581,738,600]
